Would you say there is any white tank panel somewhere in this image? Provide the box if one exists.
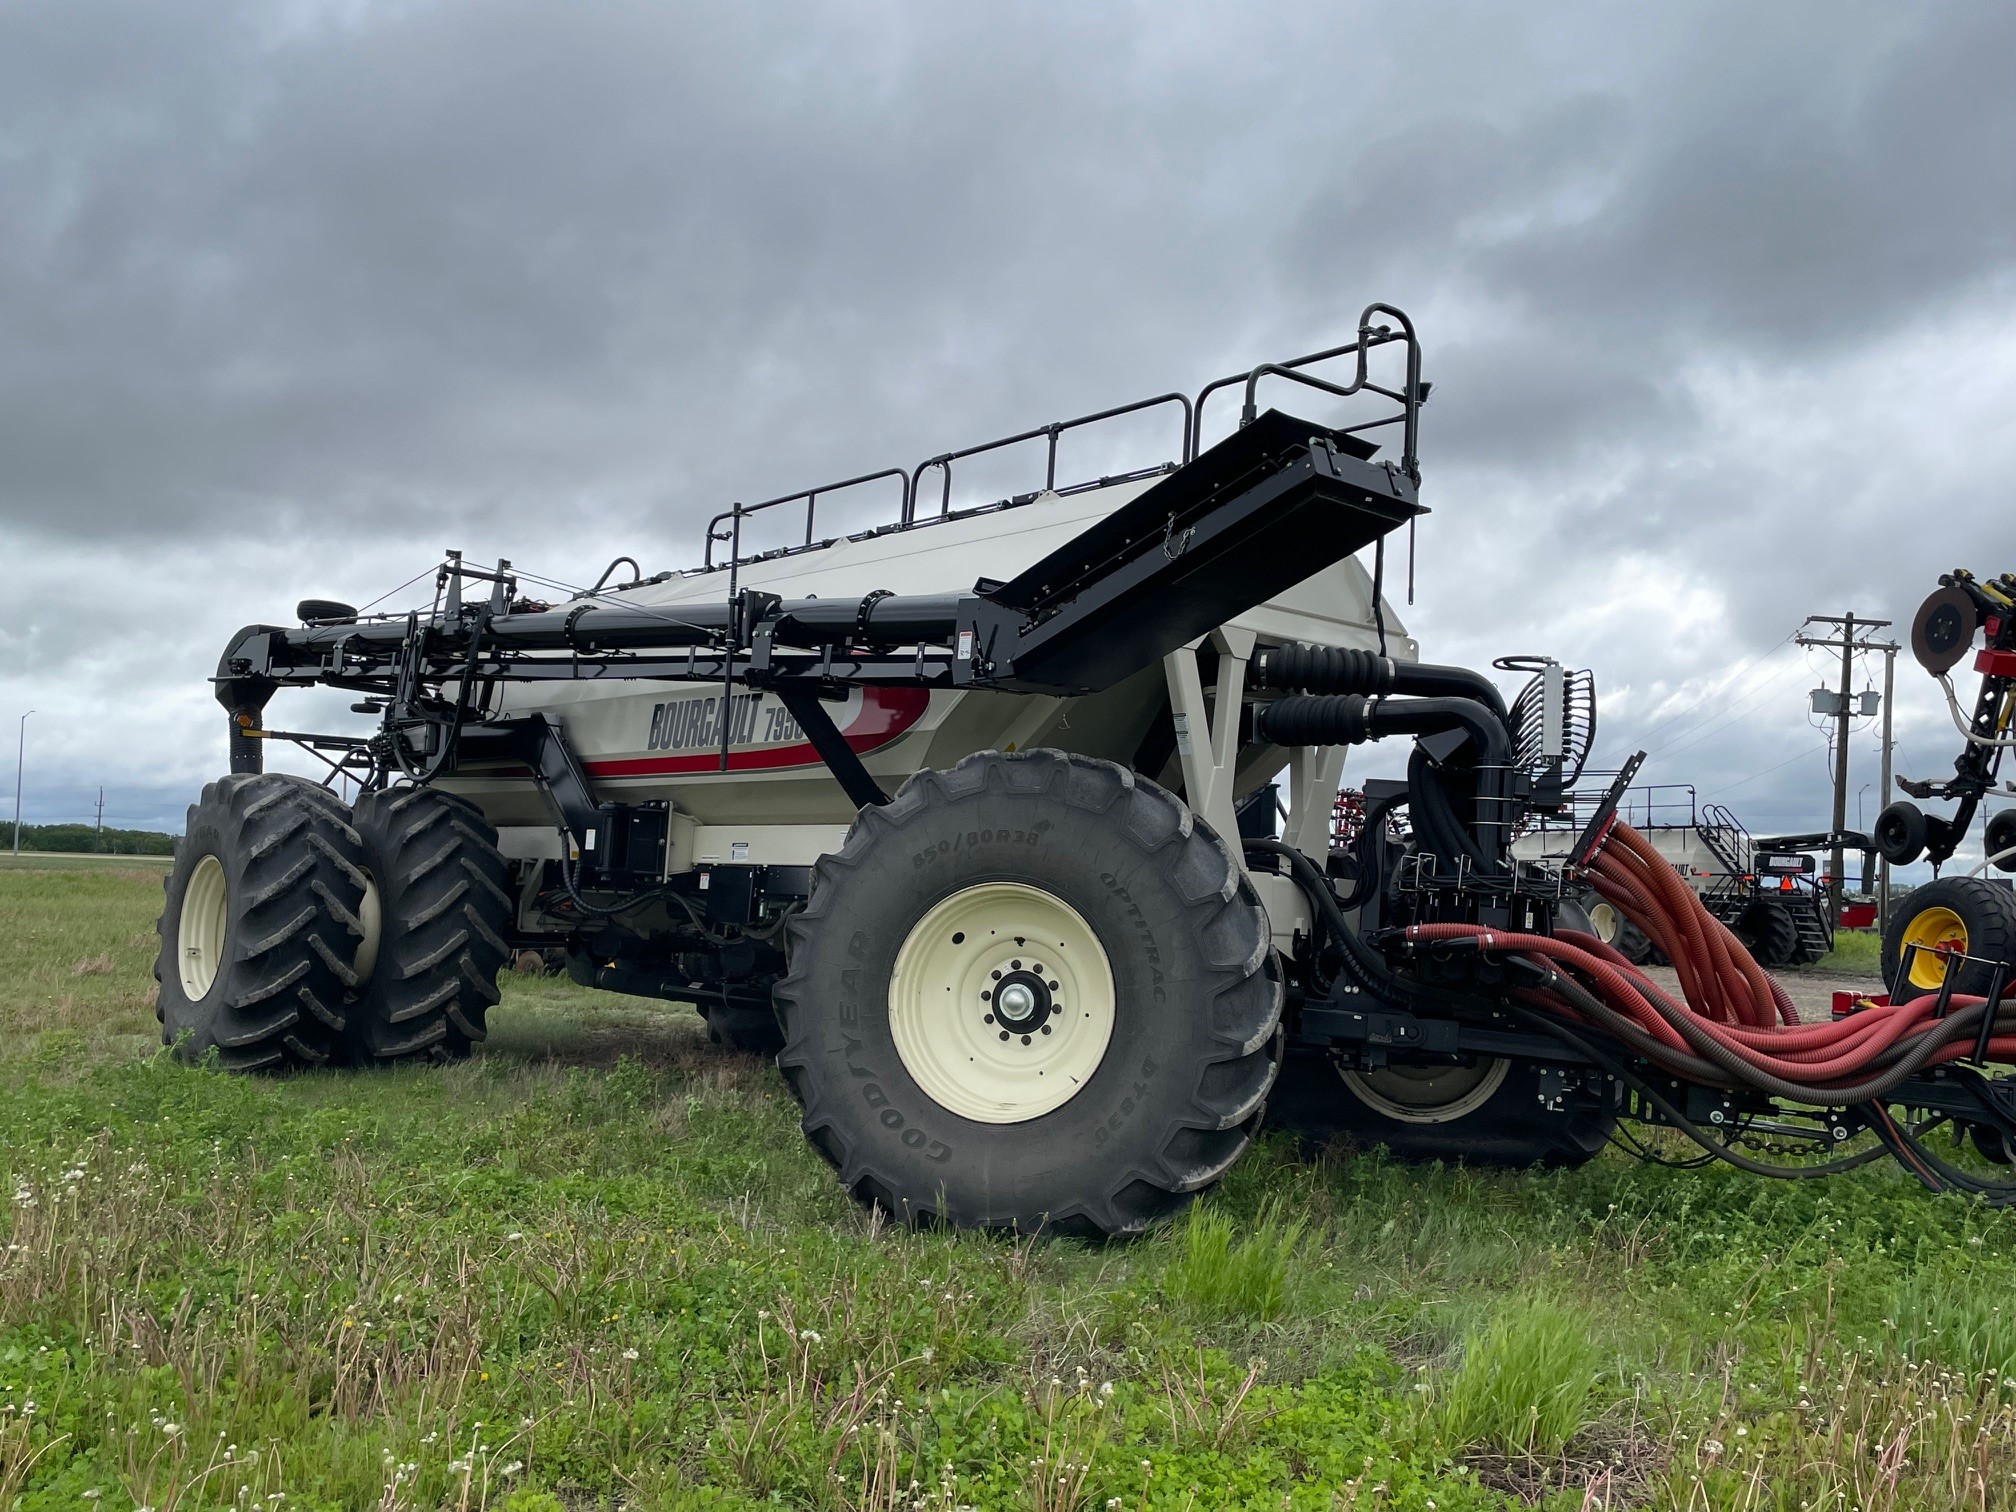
[458,477,1417,834]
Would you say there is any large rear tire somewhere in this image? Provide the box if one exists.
[1881,876,2016,997]
[154,774,369,1071]
[775,750,1281,1236]
[1737,899,1800,969]
[344,786,512,1065]
[1266,1049,1614,1167]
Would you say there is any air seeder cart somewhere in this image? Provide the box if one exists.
[160,307,2016,1233]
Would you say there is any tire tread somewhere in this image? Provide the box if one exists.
[776,748,1281,1236]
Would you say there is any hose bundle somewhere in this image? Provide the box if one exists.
[1404,822,2016,1107]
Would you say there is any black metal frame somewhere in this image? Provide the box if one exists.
[1881,569,2016,868]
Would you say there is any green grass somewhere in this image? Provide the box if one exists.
[1427,1299,1603,1459]
[0,865,2014,1509]
[1806,928,1881,974]
[1162,1199,1306,1321]
[0,852,172,872]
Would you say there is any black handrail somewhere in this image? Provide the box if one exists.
[904,391,1192,524]
[588,555,643,593]
[1190,303,1423,479]
[700,305,1418,571]
[702,467,910,569]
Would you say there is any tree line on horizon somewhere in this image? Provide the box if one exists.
[0,822,176,855]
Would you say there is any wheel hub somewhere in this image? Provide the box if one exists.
[889,882,1117,1123]
[1901,905,1968,991]
[1338,1057,1512,1125]
[988,970,1055,1036]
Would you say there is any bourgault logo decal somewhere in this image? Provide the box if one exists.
[645,692,803,752]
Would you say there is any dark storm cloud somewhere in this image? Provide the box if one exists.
[0,0,2011,842]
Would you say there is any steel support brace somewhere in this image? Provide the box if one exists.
[516,713,601,847]
[776,689,891,811]
[1164,628,1255,874]
[1282,743,1347,863]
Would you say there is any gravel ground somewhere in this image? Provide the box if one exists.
[1642,963,1885,1023]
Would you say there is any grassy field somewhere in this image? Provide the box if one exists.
[0,866,2011,1510]
[0,854,174,873]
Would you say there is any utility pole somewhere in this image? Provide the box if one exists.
[10,711,30,859]
[94,787,104,852]
[1878,642,1896,935]
[1797,614,1896,929]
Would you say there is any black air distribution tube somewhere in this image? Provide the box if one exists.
[1253,692,1509,762]
[1251,642,1509,719]
[275,593,969,657]
[1252,691,1514,864]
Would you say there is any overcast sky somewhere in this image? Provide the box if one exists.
[1,0,2011,875]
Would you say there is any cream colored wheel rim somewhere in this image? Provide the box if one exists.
[354,871,383,986]
[888,882,1116,1124]
[1587,900,1621,945]
[178,854,230,1001]
[1340,1058,1510,1125]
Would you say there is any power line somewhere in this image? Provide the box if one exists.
[1594,628,1798,763]
[1701,740,1834,800]
[1643,656,1813,762]
[1795,612,1899,929]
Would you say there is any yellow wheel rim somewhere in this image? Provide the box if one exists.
[1901,905,1968,991]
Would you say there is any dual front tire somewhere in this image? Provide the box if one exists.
[156,775,509,1069]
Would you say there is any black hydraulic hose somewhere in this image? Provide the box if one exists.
[1557,950,2001,1106]
[1873,1112,2016,1203]
[1251,643,1508,720]
[1408,744,1494,871]
[1243,837,1411,1005]
[1501,996,1896,1182]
